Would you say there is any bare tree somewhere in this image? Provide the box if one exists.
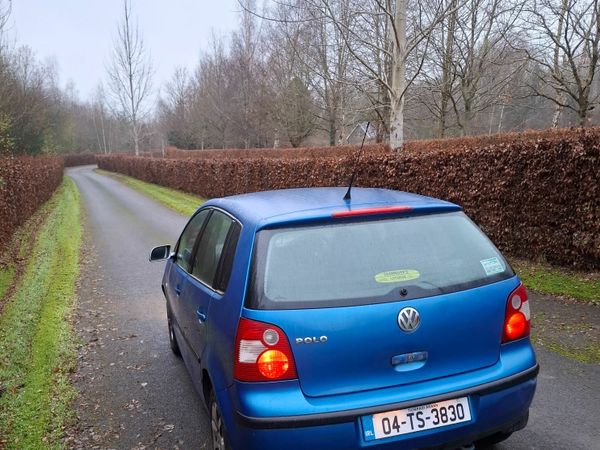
[279,0,463,149]
[92,84,109,153]
[0,0,10,37]
[107,0,153,155]
[450,0,527,135]
[434,0,459,137]
[276,77,317,146]
[229,3,269,148]
[158,67,200,149]
[524,0,600,126]
[191,36,232,149]
[264,0,353,146]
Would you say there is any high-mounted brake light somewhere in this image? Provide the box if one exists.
[234,318,297,382]
[502,283,531,343]
[332,205,413,218]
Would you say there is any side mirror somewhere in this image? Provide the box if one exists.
[149,245,171,262]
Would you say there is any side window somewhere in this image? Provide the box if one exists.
[214,223,241,292]
[191,211,234,287]
[176,210,210,273]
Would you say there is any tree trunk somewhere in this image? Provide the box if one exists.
[328,114,336,146]
[389,95,404,150]
[133,124,139,156]
[552,88,566,128]
[100,109,108,153]
[389,0,407,150]
[579,104,588,127]
[488,105,495,135]
[497,103,505,133]
[462,98,473,136]
[552,103,563,128]
[551,0,568,129]
[439,0,458,138]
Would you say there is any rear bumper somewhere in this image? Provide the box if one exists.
[222,364,538,450]
[236,364,538,429]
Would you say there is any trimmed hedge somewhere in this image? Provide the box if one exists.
[0,156,64,252]
[63,153,97,167]
[164,144,389,159]
[164,128,579,159]
[98,128,600,269]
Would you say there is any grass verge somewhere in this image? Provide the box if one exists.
[511,258,600,304]
[538,338,600,365]
[0,178,82,449]
[0,268,14,303]
[0,205,50,307]
[95,168,203,216]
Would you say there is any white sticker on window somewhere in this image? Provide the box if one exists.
[480,257,505,276]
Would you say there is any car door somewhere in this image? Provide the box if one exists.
[166,209,211,343]
[180,209,239,361]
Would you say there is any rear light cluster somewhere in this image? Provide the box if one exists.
[502,283,531,343]
[234,318,298,382]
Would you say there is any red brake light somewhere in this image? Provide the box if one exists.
[332,205,413,218]
[234,318,297,382]
[502,283,531,343]
[257,350,289,379]
[505,312,527,340]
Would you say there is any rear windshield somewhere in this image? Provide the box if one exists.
[247,212,514,310]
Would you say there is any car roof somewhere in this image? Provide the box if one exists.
[204,187,461,229]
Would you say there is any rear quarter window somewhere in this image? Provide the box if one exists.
[248,212,514,310]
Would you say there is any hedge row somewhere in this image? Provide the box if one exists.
[63,153,97,167]
[164,144,389,159]
[403,127,589,153]
[98,127,600,269]
[0,156,64,253]
[164,128,581,160]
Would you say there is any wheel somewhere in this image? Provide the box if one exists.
[210,390,231,450]
[167,308,181,356]
[476,431,512,448]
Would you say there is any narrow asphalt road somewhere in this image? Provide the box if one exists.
[68,166,599,450]
[68,166,208,449]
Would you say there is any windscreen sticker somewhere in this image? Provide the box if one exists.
[375,269,420,283]
[480,257,505,276]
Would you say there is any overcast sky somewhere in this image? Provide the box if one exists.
[8,0,239,101]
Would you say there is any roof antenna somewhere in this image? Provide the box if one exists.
[343,121,370,201]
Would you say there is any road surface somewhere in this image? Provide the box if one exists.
[67,166,600,450]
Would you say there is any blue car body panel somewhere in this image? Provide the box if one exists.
[242,277,521,398]
[160,187,538,449]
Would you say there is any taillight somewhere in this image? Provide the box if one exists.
[502,283,531,343]
[234,318,297,382]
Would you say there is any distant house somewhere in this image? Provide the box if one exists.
[346,122,378,144]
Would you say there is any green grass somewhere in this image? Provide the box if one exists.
[511,258,600,304]
[95,168,203,216]
[0,178,82,449]
[0,207,49,304]
[534,336,600,365]
[0,267,14,302]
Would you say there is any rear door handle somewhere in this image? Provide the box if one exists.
[196,309,207,323]
[175,285,182,296]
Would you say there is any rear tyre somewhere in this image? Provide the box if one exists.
[167,308,181,356]
[476,431,512,448]
[210,390,232,450]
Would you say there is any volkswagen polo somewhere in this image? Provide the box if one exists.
[150,187,538,450]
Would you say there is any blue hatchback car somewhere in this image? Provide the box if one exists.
[150,187,538,450]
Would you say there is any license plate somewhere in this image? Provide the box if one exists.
[362,397,471,441]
